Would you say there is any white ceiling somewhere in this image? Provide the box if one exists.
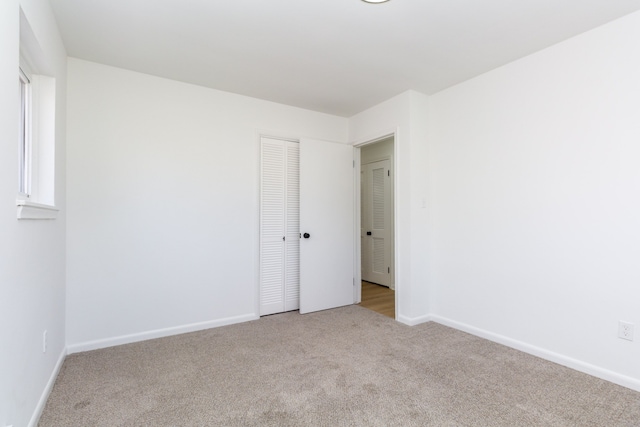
[49,0,640,117]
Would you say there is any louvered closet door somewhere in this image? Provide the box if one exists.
[260,137,300,316]
[362,159,391,287]
[284,143,300,311]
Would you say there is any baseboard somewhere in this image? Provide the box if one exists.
[429,314,640,393]
[67,313,259,354]
[397,313,432,326]
[28,348,67,427]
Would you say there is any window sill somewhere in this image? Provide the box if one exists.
[17,199,58,220]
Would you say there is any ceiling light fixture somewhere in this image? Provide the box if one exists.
[361,0,390,3]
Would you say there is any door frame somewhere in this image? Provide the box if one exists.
[353,128,398,320]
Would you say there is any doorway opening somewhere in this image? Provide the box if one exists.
[357,135,396,319]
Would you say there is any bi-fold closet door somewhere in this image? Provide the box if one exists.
[260,137,300,316]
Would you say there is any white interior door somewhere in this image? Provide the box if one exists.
[361,159,392,287]
[299,138,354,314]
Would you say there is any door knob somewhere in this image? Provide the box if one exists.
[303,233,310,239]
[366,231,372,235]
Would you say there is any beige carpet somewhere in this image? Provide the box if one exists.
[39,306,640,426]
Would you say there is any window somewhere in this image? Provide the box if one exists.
[18,65,31,197]
[16,9,58,219]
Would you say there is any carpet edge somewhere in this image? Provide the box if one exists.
[66,313,259,354]
[431,313,640,393]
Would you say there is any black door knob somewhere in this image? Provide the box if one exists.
[366,231,372,235]
[303,233,310,239]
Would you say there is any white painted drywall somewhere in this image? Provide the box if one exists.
[361,137,393,165]
[428,11,640,389]
[65,59,348,348]
[0,0,67,426]
[349,90,431,324]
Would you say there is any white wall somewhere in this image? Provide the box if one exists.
[6,8,638,426]
[349,90,431,324]
[66,59,348,350]
[0,0,67,426]
[428,11,640,390]
[361,136,393,165]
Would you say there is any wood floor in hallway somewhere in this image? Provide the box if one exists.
[359,281,395,318]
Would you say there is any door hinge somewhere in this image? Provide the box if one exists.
[388,267,390,273]
[388,170,390,177]
[283,236,285,241]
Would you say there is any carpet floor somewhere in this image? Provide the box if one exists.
[39,305,640,426]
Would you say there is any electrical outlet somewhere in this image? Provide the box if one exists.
[618,321,634,341]
[43,330,47,353]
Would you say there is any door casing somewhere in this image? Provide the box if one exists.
[353,130,398,319]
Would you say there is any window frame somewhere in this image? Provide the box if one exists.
[16,18,58,220]
[18,64,32,198]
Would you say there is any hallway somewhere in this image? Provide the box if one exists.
[359,281,395,318]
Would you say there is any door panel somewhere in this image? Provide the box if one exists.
[260,138,299,316]
[284,143,300,312]
[361,160,391,286]
[300,138,354,314]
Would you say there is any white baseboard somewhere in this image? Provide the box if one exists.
[67,313,259,354]
[429,314,640,393]
[28,348,67,427]
[397,313,432,326]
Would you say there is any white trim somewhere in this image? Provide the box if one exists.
[17,199,58,219]
[66,313,258,354]
[19,64,32,83]
[361,153,392,166]
[430,314,640,393]
[255,128,301,144]
[397,313,433,326]
[352,128,397,148]
[18,67,32,197]
[353,147,361,304]
[28,348,66,427]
